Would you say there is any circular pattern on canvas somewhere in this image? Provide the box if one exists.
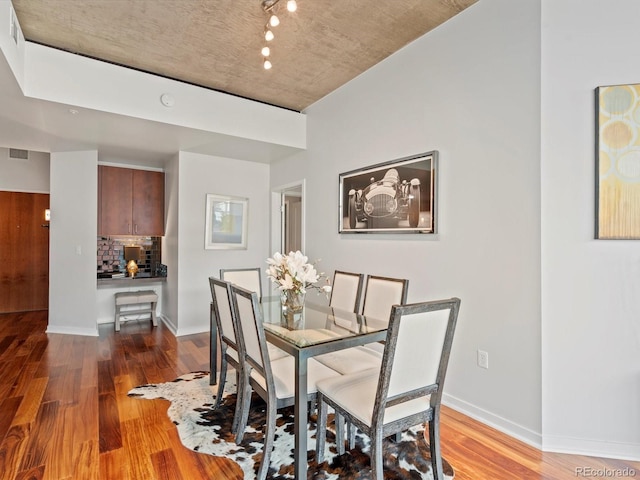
[616,149,640,180]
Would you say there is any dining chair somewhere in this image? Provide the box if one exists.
[361,274,409,320]
[220,268,289,362]
[315,297,461,480]
[316,274,409,375]
[208,277,245,434]
[230,284,340,480]
[220,267,263,301]
[313,274,401,376]
[360,274,409,354]
[329,270,365,313]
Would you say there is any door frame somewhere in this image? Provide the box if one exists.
[270,179,305,261]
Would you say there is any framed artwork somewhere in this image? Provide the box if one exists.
[205,194,248,249]
[339,151,437,234]
[596,83,640,239]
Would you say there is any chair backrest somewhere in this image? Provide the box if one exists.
[229,284,273,393]
[221,268,263,301]
[209,277,238,350]
[375,298,461,421]
[361,275,409,321]
[329,270,364,313]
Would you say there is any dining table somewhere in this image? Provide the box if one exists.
[260,296,389,480]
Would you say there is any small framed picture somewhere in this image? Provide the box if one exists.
[204,194,248,249]
[339,151,438,234]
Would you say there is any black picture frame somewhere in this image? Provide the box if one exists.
[339,151,438,234]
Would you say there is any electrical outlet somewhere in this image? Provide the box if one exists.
[477,349,489,369]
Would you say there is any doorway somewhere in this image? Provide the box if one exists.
[271,181,304,256]
[0,191,50,313]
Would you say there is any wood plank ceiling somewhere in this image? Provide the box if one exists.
[12,0,478,112]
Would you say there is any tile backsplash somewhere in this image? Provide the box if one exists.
[97,236,162,275]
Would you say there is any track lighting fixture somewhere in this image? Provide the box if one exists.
[260,0,298,70]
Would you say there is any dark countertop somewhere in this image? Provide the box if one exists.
[97,275,167,287]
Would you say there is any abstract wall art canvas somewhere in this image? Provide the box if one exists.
[596,83,640,239]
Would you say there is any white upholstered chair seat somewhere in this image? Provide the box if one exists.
[250,356,339,399]
[361,341,385,354]
[315,346,382,375]
[316,369,431,426]
[267,344,289,361]
[225,342,285,367]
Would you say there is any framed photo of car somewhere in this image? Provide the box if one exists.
[339,151,437,234]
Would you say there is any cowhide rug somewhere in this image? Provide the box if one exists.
[128,371,455,480]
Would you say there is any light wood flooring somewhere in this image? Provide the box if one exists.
[0,311,637,479]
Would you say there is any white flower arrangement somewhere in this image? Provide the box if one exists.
[266,251,332,296]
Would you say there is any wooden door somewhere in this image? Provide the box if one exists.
[284,196,302,253]
[98,166,133,235]
[132,169,164,235]
[0,191,50,313]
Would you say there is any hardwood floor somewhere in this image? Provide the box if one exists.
[0,311,637,479]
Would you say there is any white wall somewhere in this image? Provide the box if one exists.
[541,0,640,459]
[0,147,49,192]
[162,153,180,331]
[272,0,543,446]
[0,0,25,87]
[173,152,271,336]
[47,150,98,336]
[23,42,305,149]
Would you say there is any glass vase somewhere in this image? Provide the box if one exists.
[281,289,305,327]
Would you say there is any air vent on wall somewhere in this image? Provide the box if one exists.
[9,148,29,160]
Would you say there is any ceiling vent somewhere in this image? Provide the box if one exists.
[9,148,29,160]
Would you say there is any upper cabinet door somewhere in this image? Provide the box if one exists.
[98,166,133,235]
[98,166,165,236]
[132,169,165,236]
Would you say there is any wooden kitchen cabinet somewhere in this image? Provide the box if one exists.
[98,166,165,236]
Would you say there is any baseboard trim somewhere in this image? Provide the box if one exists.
[161,315,178,335]
[543,435,640,462]
[46,325,99,337]
[442,392,542,449]
[175,324,208,337]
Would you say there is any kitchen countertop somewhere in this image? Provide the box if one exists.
[97,275,167,287]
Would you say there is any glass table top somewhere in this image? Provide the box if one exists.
[260,296,388,348]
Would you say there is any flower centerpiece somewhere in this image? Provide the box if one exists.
[266,251,331,321]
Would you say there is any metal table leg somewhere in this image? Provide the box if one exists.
[294,352,308,479]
